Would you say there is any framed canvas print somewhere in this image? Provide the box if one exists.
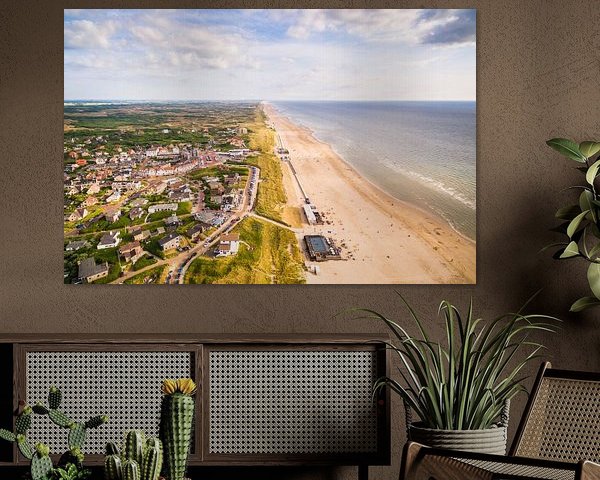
[63,9,476,285]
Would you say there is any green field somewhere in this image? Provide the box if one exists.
[245,109,288,223]
[185,217,305,284]
[124,265,167,284]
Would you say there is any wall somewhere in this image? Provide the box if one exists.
[0,1,599,479]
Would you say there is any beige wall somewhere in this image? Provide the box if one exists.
[1,1,599,478]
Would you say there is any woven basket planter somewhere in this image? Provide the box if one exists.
[405,400,510,455]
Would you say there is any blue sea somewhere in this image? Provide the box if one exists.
[270,101,476,240]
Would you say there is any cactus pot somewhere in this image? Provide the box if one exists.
[408,423,508,455]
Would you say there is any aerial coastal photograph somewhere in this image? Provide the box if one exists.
[63,9,476,285]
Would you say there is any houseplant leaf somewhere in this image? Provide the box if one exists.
[570,296,600,312]
[566,210,588,238]
[556,205,581,220]
[587,262,600,299]
[547,138,586,163]
[586,159,600,185]
[579,141,600,159]
[559,241,579,259]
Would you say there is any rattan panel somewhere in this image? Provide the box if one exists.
[26,351,192,454]
[209,350,378,455]
[515,377,600,462]
[458,458,575,480]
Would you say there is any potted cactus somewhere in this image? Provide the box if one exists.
[160,378,196,480]
[104,430,163,480]
[0,386,107,480]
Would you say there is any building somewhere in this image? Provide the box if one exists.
[216,233,240,257]
[304,235,342,262]
[208,181,225,195]
[158,233,180,251]
[129,198,148,208]
[165,215,180,227]
[78,257,109,283]
[97,231,121,250]
[82,196,98,207]
[129,207,144,220]
[105,190,121,203]
[132,228,151,242]
[66,207,88,222]
[104,208,121,223]
[186,223,204,242]
[119,241,144,264]
[65,240,89,252]
[148,203,177,214]
[303,204,317,225]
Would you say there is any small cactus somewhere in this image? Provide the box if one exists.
[123,459,140,480]
[141,439,163,480]
[15,407,32,434]
[48,386,62,409]
[104,443,123,480]
[31,443,53,480]
[160,378,197,480]
[0,386,108,480]
[69,423,88,450]
[124,430,144,467]
[0,428,16,442]
[48,408,73,428]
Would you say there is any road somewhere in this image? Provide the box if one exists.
[172,165,260,284]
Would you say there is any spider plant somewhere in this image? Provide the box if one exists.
[358,294,557,431]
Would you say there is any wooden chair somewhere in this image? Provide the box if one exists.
[401,362,600,480]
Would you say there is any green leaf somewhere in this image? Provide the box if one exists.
[570,296,600,312]
[567,210,589,238]
[547,138,586,163]
[580,141,600,159]
[579,191,596,221]
[588,242,600,260]
[586,159,600,185]
[556,204,581,220]
[559,241,580,258]
[587,262,600,299]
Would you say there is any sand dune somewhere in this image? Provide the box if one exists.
[263,103,476,284]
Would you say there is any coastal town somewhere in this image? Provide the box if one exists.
[64,102,342,284]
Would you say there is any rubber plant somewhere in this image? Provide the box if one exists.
[545,138,600,311]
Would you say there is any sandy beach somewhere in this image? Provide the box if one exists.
[263,103,476,284]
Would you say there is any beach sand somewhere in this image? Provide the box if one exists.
[263,103,476,284]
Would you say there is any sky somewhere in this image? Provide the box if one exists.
[64,9,476,101]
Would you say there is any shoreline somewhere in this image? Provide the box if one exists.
[262,102,476,284]
[272,108,476,246]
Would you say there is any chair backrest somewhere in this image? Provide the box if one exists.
[511,362,600,463]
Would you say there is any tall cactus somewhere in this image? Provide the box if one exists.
[160,378,197,480]
[124,430,145,467]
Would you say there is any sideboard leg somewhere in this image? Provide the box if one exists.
[358,464,369,480]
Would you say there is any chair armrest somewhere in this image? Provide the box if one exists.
[401,442,492,480]
[580,460,600,480]
[401,441,579,480]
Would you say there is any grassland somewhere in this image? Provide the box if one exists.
[185,217,305,284]
[245,109,288,224]
[124,265,167,284]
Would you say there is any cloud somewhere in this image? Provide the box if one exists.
[418,10,476,44]
[64,19,116,49]
[283,9,475,46]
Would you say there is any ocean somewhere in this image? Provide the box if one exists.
[270,101,476,240]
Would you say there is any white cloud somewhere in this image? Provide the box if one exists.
[283,9,475,45]
[64,19,116,49]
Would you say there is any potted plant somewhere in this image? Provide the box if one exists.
[544,138,600,312]
[355,294,557,454]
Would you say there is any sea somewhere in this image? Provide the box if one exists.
[270,101,476,240]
